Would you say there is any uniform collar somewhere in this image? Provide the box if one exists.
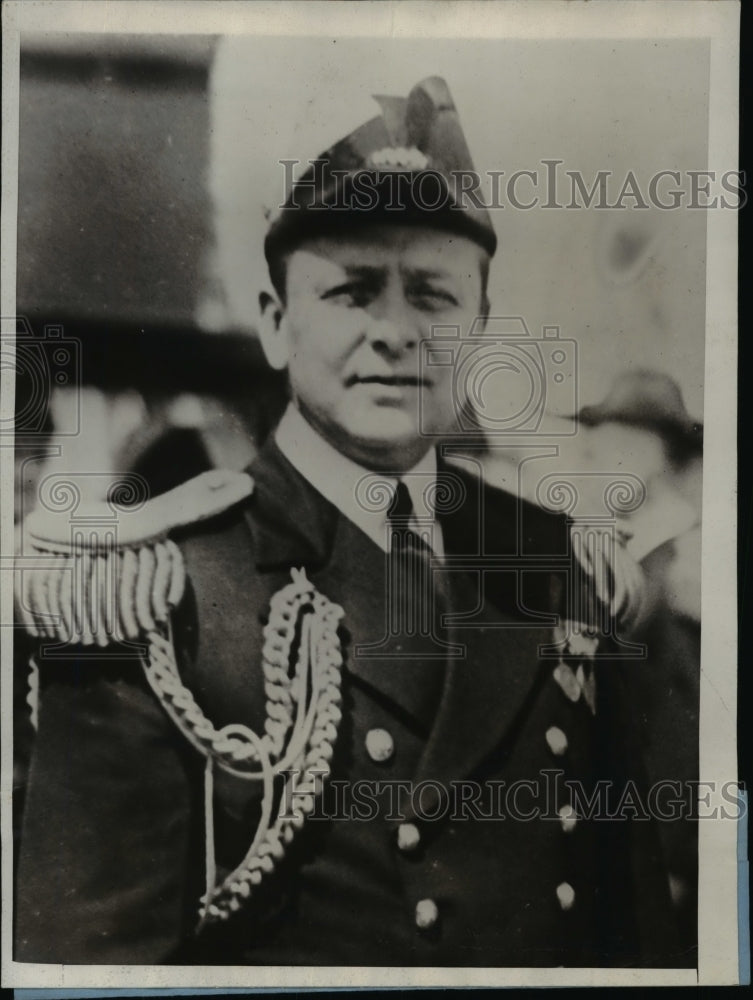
[274,403,444,556]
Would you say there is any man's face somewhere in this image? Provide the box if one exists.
[263,224,487,472]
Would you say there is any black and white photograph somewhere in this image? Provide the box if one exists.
[1,0,743,989]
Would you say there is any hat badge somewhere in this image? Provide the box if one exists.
[366,146,429,170]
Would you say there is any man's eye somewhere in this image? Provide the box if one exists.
[410,287,459,309]
[320,283,371,307]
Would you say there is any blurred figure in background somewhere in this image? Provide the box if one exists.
[578,369,702,958]
[477,367,702,959]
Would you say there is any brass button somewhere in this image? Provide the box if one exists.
[558,804,577,833]
[553,663,582,702]
[545,726,568,756]
[556,881,575,911]
[396,822,421,852]
[415,898,439,929]
[365,727,394,763]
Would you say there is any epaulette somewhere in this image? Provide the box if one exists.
[569,522,646,633]
[16,469,254,646]
[549,525,646,714]
[443,452,646,632]
[17,467,346,930]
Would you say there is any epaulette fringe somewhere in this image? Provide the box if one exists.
[16,469,254,645]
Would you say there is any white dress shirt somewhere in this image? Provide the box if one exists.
[274,404,445,557]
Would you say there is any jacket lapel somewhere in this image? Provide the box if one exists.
[245,440,556,784]
[244,437,339,572]
[246,439,444,718]
[413,460,556,789]
[318,514,448,725]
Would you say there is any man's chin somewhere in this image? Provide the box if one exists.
[340,403,407,436]
[336,421,431,471]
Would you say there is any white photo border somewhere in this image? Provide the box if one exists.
[0,0,741,989]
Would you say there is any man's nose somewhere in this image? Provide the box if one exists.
[364,290,418,353]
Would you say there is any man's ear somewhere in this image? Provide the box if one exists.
[258,291,289,371]
[475,300,490,333]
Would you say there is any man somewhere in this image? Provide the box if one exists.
[15,77,680,967]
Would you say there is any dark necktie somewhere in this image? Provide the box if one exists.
[387,480,437,637]
[382,480,450,728]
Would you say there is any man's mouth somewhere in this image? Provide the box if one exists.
[348,375,429,387]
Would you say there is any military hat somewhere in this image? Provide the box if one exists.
[264,75,497,265]
[577,370,703,452]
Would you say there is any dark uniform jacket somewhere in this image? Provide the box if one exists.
[15,438,683,968]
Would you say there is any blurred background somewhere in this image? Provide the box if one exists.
[15,33,708,517]
[14,32,706,954]
[15,34,283,520]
